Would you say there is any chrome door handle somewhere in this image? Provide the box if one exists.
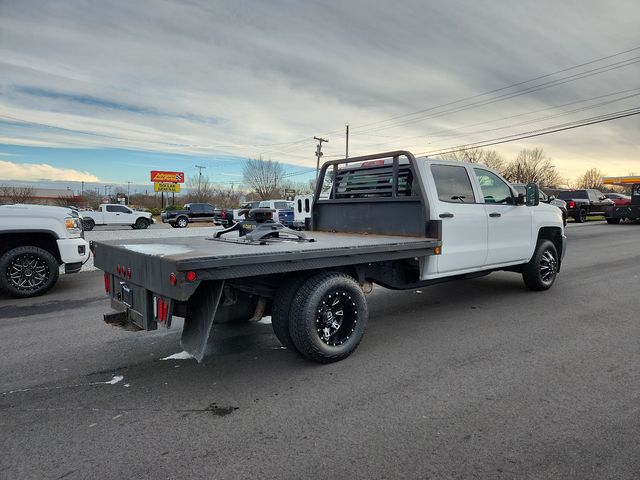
[439,212,454,218]
[489,212,501,218]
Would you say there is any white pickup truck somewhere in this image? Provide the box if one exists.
[81,204,154,231]
[0,204,90,297]
[95,151,566,363]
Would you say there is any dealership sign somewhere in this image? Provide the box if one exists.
[154,182,181,193]
[150,171,185,183]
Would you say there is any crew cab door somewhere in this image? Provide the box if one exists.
[473,168,532,265]
[429,164,488,273]
[105,205,134,224]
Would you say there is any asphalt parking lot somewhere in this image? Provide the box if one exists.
[1,222,639,479]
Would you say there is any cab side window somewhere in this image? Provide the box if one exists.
[474,168,514,205]
[430,165,476,203]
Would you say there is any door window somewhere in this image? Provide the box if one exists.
[474,169,514,204]
[430,165,476,203]
[106,205,130,213]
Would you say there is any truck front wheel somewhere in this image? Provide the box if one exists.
[135,218,150,229]
[289,272,368,363]
[0,246,60,298]
[176,217,188,228]
[522,240,558,291]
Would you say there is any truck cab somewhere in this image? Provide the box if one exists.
[82,204,153,230]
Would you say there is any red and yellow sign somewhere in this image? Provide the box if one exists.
[150,171,185,183]
[154,182,181,193]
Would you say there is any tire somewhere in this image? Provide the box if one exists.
[289,272,368,363]
[136,218,150,229]
[176,216,189,228]
[606,218,621,224]
[83,219,95,231]
[522,240,559,291]
[0,246,60,298]
[574,208,587,223]
[271,274,312,349]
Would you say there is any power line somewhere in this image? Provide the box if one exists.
[418,107,640,157]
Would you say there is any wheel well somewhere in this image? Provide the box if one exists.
[136,217,148,223]
[0,232,61,263]
[537,227,563,260]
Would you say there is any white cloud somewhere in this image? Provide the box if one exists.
[0,0,638,177]
[0,160,99,182]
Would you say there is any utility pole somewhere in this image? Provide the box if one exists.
[314,136,328,180]
[195,165,206,196]
[345,124,349,159]
[127,181,131,205]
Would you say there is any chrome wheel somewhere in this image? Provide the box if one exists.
[7,254,50,292]
[316,290,358,346]
[539,249,557,282]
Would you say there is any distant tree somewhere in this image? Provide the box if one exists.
[502,148,562,187]
[443,148,507,175]
[575,168,605,190]
[185,174,213,203]
[242,157,285,200]
[0,185,34,204]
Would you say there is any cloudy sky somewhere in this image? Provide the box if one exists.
[1,0,639,189]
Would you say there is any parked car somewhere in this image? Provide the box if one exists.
[512,184,567,225]
[556,189,614,223]
[604,192,631,206]
[160,203,215,228]
[82,204,154,231]
[0,204,89,297]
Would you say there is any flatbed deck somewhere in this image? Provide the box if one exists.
[95,231,440,281]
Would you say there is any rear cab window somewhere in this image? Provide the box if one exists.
[430,164,476,203]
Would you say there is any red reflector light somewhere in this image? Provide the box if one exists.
[170,273,177,286]
[117,265,121,274]
[361,160,385,167]
[127,267,132,278]
[185,271,197,282]
[104,273,110,293]
[156,297,169,322]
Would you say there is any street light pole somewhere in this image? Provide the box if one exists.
[345,123,349,159]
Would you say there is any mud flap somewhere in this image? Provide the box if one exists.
[180,280,225,362]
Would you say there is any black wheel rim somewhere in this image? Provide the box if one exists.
[315,290,358,346]
[540,249,557,282]
[7,254,50,291]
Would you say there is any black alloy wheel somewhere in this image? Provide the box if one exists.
[0,246,59,298]
[289,272,368,363]
[522,240,558,291]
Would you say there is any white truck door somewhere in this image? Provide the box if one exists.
[429,164,488,273]
[473,168,532,265]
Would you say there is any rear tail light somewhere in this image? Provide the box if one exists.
[568,200,576,208]
[104,273,111,293]
[185,271,198,282]
[126,267,132,278]
[154,296,170,322]
[267,212,273,219]
[221,210,227,219]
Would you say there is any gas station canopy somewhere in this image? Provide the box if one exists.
[602,176,640,186]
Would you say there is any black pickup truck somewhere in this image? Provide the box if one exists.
[556,189,614,223]
[160,203,215,228]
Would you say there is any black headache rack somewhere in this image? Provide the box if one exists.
[312,150,437,237]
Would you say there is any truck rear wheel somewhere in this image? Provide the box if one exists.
[522,240,558,291]
[0,246,60,298]
[83,219,95,231]
[575,208,587,223]
[289,272,368,363]
[271,274,311,349]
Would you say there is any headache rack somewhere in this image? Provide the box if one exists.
[311,150,433,237]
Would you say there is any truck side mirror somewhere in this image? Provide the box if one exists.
[525,183,540,206]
